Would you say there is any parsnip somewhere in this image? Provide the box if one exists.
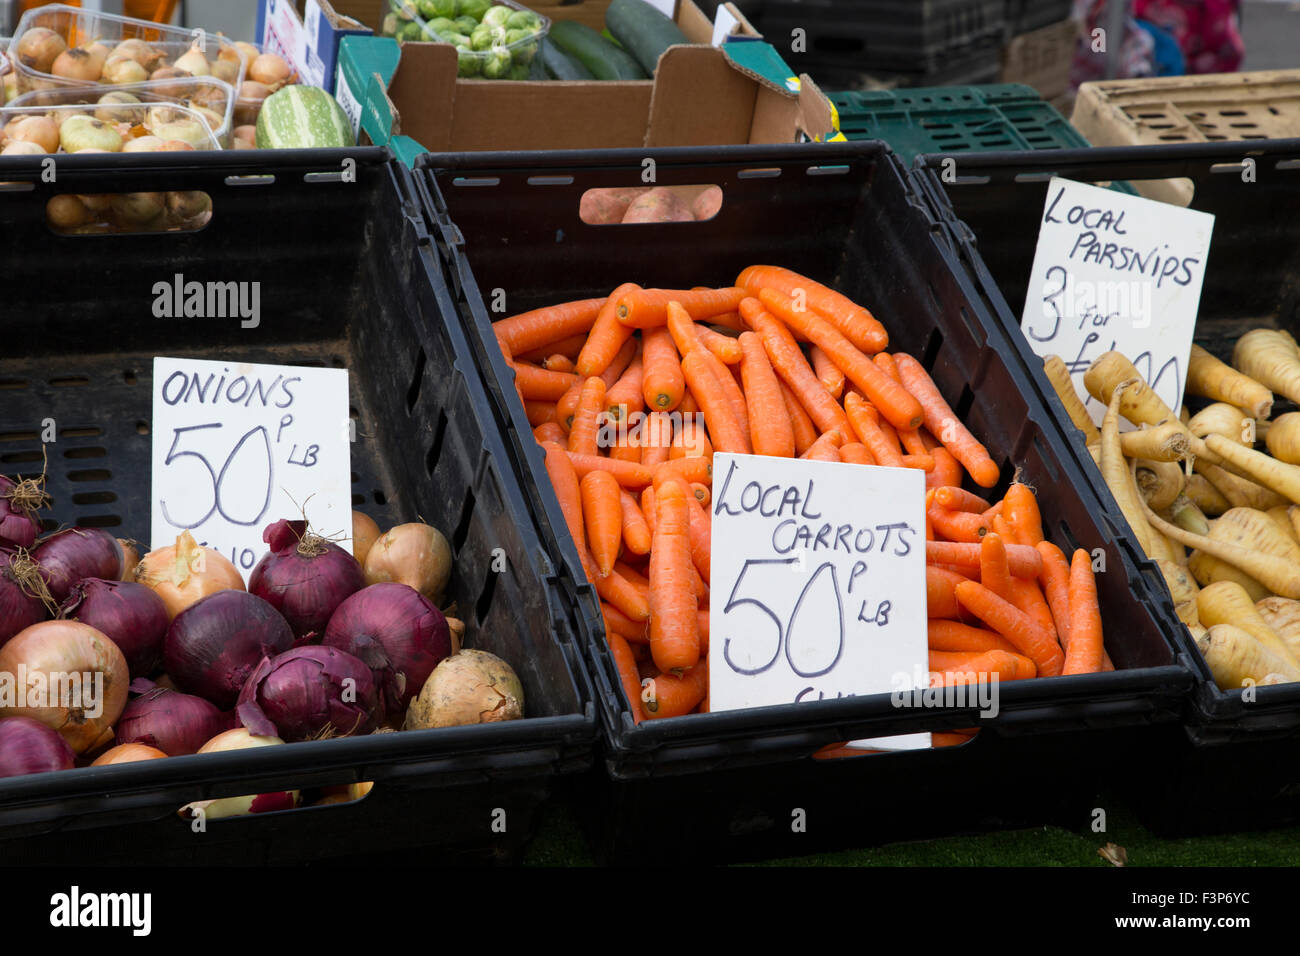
[1232,329,1300,406]
[1042,355,1100,443]
[1267,505,1299,544]
[1119,420,1190,462]
[1187,344,1273,420]
[1187,549,1270,602]
[1184,474,1231,517]
[1099,383,1157,557]
[1163,494,1210,536]
[1135,458,1184,511]
[1188,402,1253,447]
[1264,412,1300,465]
[1255,596,1300,659]
[1194,459,1289,511]
[1204,433,1300,505]
[1156,558,1199,606]
[1197,624,1300,690]
[1084,352,1178,426]
[1197,580,1300,666]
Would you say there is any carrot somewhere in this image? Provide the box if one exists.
[533,422,567,446]
[954,580,1064,678]
[605,353,645,423]
[555,380,585,431]
[801,430,844,462]
[681,348,750,455]
[932,732,976,748]
[839,442,873,465]
[696,325,744,365]
[525,400,560,428]
[576,283,640,378]
[595,566,650,622]
[567,377,607,457]
[609,433,642,464]
[566,452,653,489]
[603,602,649,643]
[581,470,623,578]
[928,498,989,543]
[494,298,604,355]
[982,500,1004,522]
[925,446,964,492]
[979,532,1012,600]
[934,487,992,514]
[641,486,656,538]
[696,608,710,655]
[641,326,685,411]
[875,352,931,456]
[811,345,845,399]
[759,287,922,431]
[1009,577,1058,650]
[926,566,970,620]
[614,560,650,592]
[699,343,751,444]
[779,379,819,456]
[844,392,905,468]
[738,331,796,458]
[666,300,703,358]
[927,619,1018,654]
[641,662,708,719]
[893,353,999,488]
[736,265,888,354]
[640,411,674,469]
[679,390,700,416]
[619,489,652,557]
[616,287,748,329]
[1036,541,1074,651]
[514,362,578,402]
[932,649,1037,684]
[649,481,701,672]
[927,540,1043,578]
[542,354,575,374]
[517,333,588,365]
[542,441,594,577]
[741,298,851,436]
[1062,549,1104,675]
[706,311,745,333]
[689,482,711,506]
[653,456,713,487]
[1003,482,1044,547]
[607,631,647,724]
[670,418,713,461]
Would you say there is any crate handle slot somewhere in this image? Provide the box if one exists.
[527,175,574,186]
[452,176,500,188]
[578,183,722,226]
[806,165,850,176]
[303,171,350,184]
[738,167,781,179]
[225,175,275,186]
[0,182,36,193]
[1276,159,1300,172]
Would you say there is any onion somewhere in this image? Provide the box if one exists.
[101,55,149,85]
[1,141,45,156]
[1,550,48,646]
[163,590,294,709]
[134,530,245,621]
[210,58,241,85]
[114,684,226,755]
[0,473,49,550]
[0,620,129,754]
[110,38,163,70]
[32,528,124,605]
[51,46,105,83]
[46,194,90,229]
[236,646,380,741]
[249,53,291,89]
[322,582,451,718]
[145,66,191,97]
[181,728,298,819]
[352,511,381,567]
[16,28,68,75]
[404,649,524,729]
[171,49,211,77]
[59,579,168,679]
[248,519,364,644]
[0,716,75,778]
[91,742,167,765]
[233,41,262,63]
[363,523,453,604]
[10,115,58,154]
[117,539,142,581]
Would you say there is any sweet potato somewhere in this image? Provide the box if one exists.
[580,186,649,225]
[692,185,723,221]
[621,187,694,224]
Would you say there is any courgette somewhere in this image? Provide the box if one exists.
[605,0,689,76]
[539,36,594,80]
[548,20,648,80]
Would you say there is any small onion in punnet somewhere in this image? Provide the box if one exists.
[323,582,451,718]
[0,473,49,550]
[1,550,48,646]
[32,528,124,605]
[180,728,298,820]
[0,620,129,754]
[163,590,294,709]
[91,742,167,765]
[249,52,291,88]
[16,28,68,75]
[248,519,364,644]
[134,530,244,621]
[58,578,168,678]
[114,683,226,755]
[0,716,75,778]
[236,646,380,742]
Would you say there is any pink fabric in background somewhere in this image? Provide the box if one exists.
[1136,0,1245,73]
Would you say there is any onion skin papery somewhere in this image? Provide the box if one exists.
[0,715,76,777]
[135,529,244,621]
[248,519,364,644]
[0,474,48,550]
[0,620,129,754]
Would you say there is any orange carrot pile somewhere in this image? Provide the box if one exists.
[492,267,1108,728]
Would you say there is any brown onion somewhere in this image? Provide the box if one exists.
[51,46,105,83]
[134,530,244,621]
[91,742,167,765]
[181,729,298,819]
[10,116,58,153]
[0,620,129,754]
[363,523,453,604]
[249,53,291,89]
[351,512,381,567]
[16,28,68,75]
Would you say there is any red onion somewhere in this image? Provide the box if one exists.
[236,645,380,741]
[0,716,75,778]
[163,591,294,709]
[248,519,364,644]
[33,528,124,605]
[1,550,48,646]
[0,475,48,550]
[59,578,168,679]
[114,683,227,755]
[322,583,451,719]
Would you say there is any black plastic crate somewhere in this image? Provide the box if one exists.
[414,141,1193,862]
[757,0,1004,75]
[912,141,1300,834]
[0,148,594,865]
[1004,0,1072,35]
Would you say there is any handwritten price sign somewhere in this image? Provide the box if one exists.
[150,357,353,580]
[1020,177,1214,425]
[708,454,929,750]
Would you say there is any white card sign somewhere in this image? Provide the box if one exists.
[150,357,353,580]
[1020,177,1215,425]
[708,453,929,750]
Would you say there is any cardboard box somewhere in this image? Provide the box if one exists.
[1000,17,1078,101]
[256,0,374,93]
[337,0,831,164]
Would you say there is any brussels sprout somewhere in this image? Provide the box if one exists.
[470,25,496,50]
[443,32,471,46]
[393,0,418,20]
[481,45,512,78]
[381,12,400,34]
[427,16,457,33]
[455,15,478,33]
[419,0,458,17]
[507,61,531,79]
[504,31,538,65]
[505,10,540,30]
[456,46,482,76]
[458,0,491,19]
[482,5,512,28]
[400,20,427,40]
